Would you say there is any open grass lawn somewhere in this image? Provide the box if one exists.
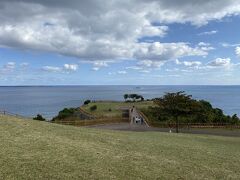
[81,101,154,118]
[1,114,240,180]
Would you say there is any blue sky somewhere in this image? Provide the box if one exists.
[1,0,240,85]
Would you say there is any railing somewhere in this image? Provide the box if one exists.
[53,117,129,126]
[137,110,150,127]
[148,122,240,129]
[78,107,96,119]
[0,110,30,119]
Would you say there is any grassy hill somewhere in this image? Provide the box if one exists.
[81,101,154,118]
[1,114,240,179]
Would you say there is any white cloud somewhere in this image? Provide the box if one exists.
[137,60,164,68]
[4,62,15,70]
[207,58,231,67]
[221,43,240,47]
[63,64,78,71]
[236,47,240,57]
[117,70,127,74]
[139,25,168,37]
[0,0,239,64]
[42,66,62,73]
[134,42,207,62]
[126,66,143,70]
[197,42,215,51]
[91,61,109,71]
[183,61,202,67]
[198,42,210,46]
[198,30,218,35]
[176,59,202,67]
[20,62,29,67]
[42,64,78,73]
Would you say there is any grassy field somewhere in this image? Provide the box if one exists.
[1,114,240,180]
[81,101,154,118]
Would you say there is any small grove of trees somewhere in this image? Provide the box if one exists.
[124,94,144,102]
[33,114,46,121]
[146,91,240,133]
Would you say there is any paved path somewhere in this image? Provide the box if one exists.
[129,107,146,126]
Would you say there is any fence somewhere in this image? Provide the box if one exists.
[53,117,130,126]
[0,110,30,119]
[148,122,240,129]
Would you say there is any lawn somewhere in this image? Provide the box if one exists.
[1,114,240,179]
[81,101,154,118]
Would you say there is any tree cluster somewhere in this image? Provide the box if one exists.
[52,108,77,120]
[33,114,46,121]
[124,94,144,102]
[144,91,239,132]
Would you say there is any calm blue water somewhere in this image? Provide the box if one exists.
[0,85,239,119]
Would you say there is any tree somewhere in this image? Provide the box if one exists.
[123,94,128,101]
[231,114,239,124]
[33,114,46,121]
[153,91,200,133]
[90,105,97,111]
[84,100,91,105]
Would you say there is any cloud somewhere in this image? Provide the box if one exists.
[42,64,78,73]
[0,0,239,64]
[198,42,211,46]
[221,43,240,47]
[91,61,109,71]
[198,30,218,35]
[4,62,15,70]
[176,59,202,67]
[236,47,240,57]
[139,25,168,37]
[20,62,29,67]
[126,66,143,70]
[207,58,231,67]
[134,42,207,62]
[63,64,78,71]
[42,66,62,73]
[183,61,202,67]
[117,70,127,74]
[137,60,164,68]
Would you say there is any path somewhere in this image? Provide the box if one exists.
[129,107,147,126]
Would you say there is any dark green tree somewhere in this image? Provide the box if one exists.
[123,94,129,101]
[84,100,91,105]
[153,91,200,133]
[231,114,239,124]
[90,105,97,111]
[33,114,46,121]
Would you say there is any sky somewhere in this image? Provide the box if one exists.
[1,0,240,85]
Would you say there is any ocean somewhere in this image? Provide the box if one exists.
[0,85,240,119]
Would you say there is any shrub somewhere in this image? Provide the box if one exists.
[84,100,91,105]
[108,108,112,112]
[57,108,76,119]
[90,105,97,111]
[33,114,46,121]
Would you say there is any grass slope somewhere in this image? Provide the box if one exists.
[82,101,154,118]
[1,115,240,180]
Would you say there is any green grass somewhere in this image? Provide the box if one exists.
[81,101,154,118]
[1,114,240,180]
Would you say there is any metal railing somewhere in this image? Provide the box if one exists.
[146,122,240,129]
[0,110,30,119]
[53,117,129,126]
